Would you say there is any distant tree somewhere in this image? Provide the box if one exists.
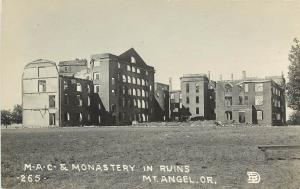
[1,110,12,126]
[287,111,300,125]
[287,38,300,124]
[11,104,22,124]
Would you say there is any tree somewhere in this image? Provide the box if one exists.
[11,104,22,124]
[1,110,12,126]
[287,38,300,124]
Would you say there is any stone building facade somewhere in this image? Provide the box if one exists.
[153,82,169,121]
[169,90,183,121]
[215,76,286,125]
[22,59,103,127]
[180,74,215,120]
[90,48,155,125]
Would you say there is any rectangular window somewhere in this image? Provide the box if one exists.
[244,84,249,92]
[257,110,263,120]
[132,67,136,72]
[225,111,232,120]
[255,83,263,92]
[64,112,70,121]
[127,65,131,71]
[239,112,245,123]
[225,97,232,106]
[49,95,55,108]
[77,95,82,106]
[186,83,189,93]
[111,104,116,112]
[137,68,140,73]
[196,96,199,103]
[186,96,189,104]
[64,94,69,105]
[196,83,199,93]
[64,81,68,90]
[93,72,100,80]
[94,85,100,93]
[87,96,90,106]
[239,96,243,105]
[244,96,248,104]
[112,78,115,85]
[127,76,131,83]
[276,113,281,120]
[38,80,46,92]
[196,107,199,114]
[255,95,263,105]
[76,83,82,92]
[132,77,136,84]
[118,62,121,68]
[94,61,100,67]
[49,113,55,125]
[170,94,175,99]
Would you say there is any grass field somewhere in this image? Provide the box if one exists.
[1,125,300,189]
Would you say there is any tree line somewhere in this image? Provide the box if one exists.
[1,104,22,126]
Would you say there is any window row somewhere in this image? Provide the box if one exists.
[121,75,150,87]
[118,112,149,122]
[272,87,281,96]
[185,83,200,93]
[120,98,149,109]
[273,98,281,108]
[64,112,102,124]
[185,96,200,104]
[224,83,263,93]
[225,110,264,121]
[123,64,149,76]
[170,93,182,100]
[63,80,91,93]
[115,87,149,97]
[64,95,102,110]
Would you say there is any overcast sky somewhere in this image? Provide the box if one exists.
[1,0,300,109]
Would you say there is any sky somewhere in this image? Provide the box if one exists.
[1,0,300,110]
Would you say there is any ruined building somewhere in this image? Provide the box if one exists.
[180,74,216,120]
[153,82,169,121]
[215,72,286,125]
[22,48,160,127]
[22,59,104,127]
[90,48,155,125]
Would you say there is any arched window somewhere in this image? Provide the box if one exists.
[225,84,232,92]
[122,75,126,82]
[76,83,82,92]
[127,76,131,83]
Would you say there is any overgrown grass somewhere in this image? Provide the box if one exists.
[1,126,300,189]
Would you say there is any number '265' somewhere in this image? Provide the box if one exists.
[20,175,41,183]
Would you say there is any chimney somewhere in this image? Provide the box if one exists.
[242,71,246,80]
[219,74,223,81]
[208,71,211,80]
[231,73,234,80]
[169,77,172,91]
